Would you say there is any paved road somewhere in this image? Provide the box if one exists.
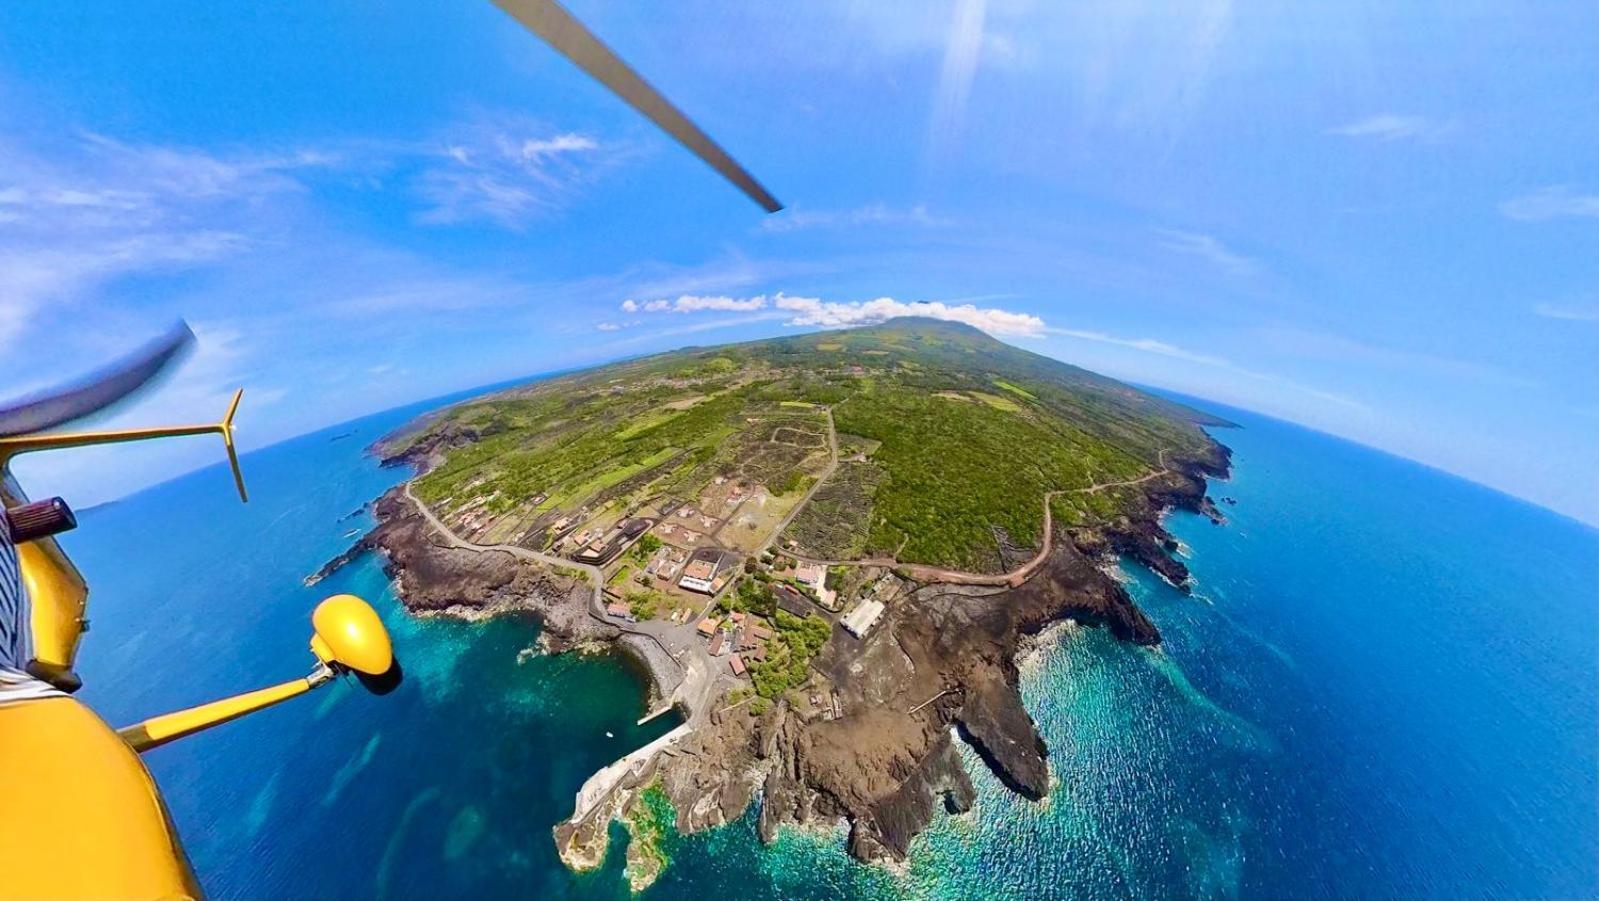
[778,450,1176,588]
[403,482,720,721]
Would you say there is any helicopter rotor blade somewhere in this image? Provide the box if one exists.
[0,323,196,439]
[489,0,783,214]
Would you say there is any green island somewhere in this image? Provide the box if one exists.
[389,316,1224,573]
[366,317,1233,886]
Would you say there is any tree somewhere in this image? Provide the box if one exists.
[627,589,663,620]
[631,533,662,561]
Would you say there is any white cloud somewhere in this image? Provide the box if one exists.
[1155,228,1260,276]
[595,322,623,331]
[0,132,322,355]
[1534,301,1599,323]
[675,295,769,313]
[775,294,1045,336]
[760,203,952,233]
[519,134,598,160]
[618,294,770,314]
[592,312,785,352]
[616,291,1046,337]
[412,126,609,229]
[1327,114,1449,141]
[1500,186,1599,222]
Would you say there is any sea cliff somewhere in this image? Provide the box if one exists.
[313,437,1230,885]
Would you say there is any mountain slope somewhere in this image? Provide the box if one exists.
[364,317,1235,878]
[385,317,1230,573]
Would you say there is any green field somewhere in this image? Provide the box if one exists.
[993,379,1037,400]
[387,317,1224,568]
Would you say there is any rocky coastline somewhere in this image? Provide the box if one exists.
[321,434,1232,885]
[311,485,614,652]
[552,440,1234,879]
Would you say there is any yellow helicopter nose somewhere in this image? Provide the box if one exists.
[310,594,393,676]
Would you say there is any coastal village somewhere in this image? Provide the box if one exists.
[427,435,896,713]
[374,320,1230,886]
[392,358,918,724]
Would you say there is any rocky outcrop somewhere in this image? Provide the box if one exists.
[955,678,1047,799]
[373,418,503,471]
[1068,443,1234,593]
[625,529,1181,867]
[633,443,1230,866]
[362,436,1233,875]
[311,486,612,650]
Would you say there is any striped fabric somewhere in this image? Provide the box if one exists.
[0,518,23,672]
[0,513,62,702]
[0,666,62,704]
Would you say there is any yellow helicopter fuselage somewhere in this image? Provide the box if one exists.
[0,601,381,900]
[0,695,200,900]
[0,304,397,901]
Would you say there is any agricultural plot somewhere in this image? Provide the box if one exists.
[781,458,886,559]
[386,317,1226,575]
[718,411,830,496]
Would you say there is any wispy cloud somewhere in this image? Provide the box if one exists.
[776,295,1045,336]
[591,312,785,351]
[1155,228,1260,276]
[411,125,610,229]
[1327,114,1450,142]
[620,295,769,314]
[618,292,1046,337]
[1047,327,1231,367]
[760,203,952,233]
[1049,326,1368,411]
[322,273,531,318]
[1500,186,1599,222]
[1534,301,1599,323]
[0,132,325,354]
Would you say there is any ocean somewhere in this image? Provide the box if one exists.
[57,389,1597,899]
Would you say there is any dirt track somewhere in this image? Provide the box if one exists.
[780,450,1174,588]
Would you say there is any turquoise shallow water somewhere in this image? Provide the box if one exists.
[61,389,1598,899]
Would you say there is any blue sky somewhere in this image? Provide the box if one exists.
[1,0,1595,523]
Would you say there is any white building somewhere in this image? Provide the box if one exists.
[840,599,885,638]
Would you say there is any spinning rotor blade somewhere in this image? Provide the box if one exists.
[489,0,783,213]
[0,323,195,438]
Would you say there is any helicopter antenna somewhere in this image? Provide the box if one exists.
[0,379,251,506]
[489,0,783,213]
[220,389,248,503]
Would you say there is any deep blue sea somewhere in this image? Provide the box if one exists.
[59,389,1597,899]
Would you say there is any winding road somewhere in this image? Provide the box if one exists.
[402,482,722,725]
[777,450,1177,588]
